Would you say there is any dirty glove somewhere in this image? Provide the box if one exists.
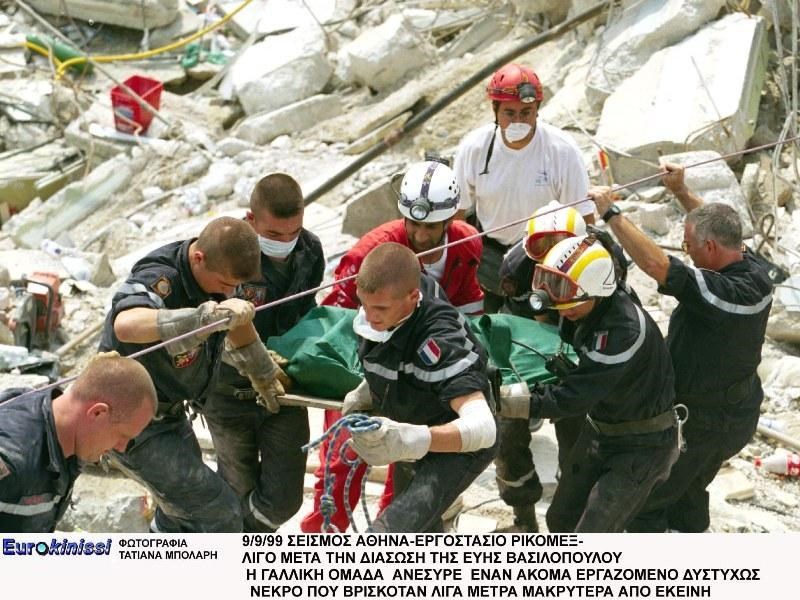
[497,382,531,420]
[224,339,285,413]
[342,379,372,416]
[88,350,120,364]
[268,350,293,390]
[351,417,431,466]
[156,299,255,355]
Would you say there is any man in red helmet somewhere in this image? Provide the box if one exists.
[454,63,594,312]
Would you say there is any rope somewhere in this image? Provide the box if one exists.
[5,133,799,404]
[301,414,380,533]
[23,0,258,79]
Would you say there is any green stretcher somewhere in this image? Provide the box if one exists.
[267,306,575,400]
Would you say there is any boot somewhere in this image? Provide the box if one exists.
[512,504,539,533]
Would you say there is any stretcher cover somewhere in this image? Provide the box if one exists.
[267,306,574,399]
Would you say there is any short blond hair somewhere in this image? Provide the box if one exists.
[71,356,157,421]
[357,243,420,296]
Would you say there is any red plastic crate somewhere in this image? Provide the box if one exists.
[110,75,163,135]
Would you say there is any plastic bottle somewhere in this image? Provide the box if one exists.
[755,453,800,477]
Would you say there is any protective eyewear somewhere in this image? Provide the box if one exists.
[532,264,585,303]
[526,232,572,260]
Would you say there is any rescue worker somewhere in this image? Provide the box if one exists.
[591,164,773,532]
[204,174,324,532]
[493,201,588,532]
[100,216,285,533]
[302,159,484,533]
[499,235,680,532]
[454,63,594,311]
[347,243,497,532]
[0,355,156,532]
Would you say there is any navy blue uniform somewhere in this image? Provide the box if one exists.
[629,250,772,532]
[358,283,497,532]
[205,229,324,532]
[0,388,79,532]
[99,239,241,532]
[530,289,679,532]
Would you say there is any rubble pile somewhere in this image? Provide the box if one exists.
[0,0,798,532]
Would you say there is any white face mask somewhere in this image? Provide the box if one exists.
[353,307,395,343]
[258,235,298,259]
[503,122,532,143]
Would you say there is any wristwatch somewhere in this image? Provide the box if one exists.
[601,204,621,223]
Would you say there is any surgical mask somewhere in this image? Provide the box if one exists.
[504,122,532,142]
[353,307,395,343]
[258,235,298,258]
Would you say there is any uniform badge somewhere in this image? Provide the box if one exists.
[150,276,172,299]
[418,338,442,366]
[0,456,10,481]
[241,284,268,307]
[173,347,200,369]
[594,331,609,351]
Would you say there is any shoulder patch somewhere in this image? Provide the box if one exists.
[0,456,11,481]
[241,284,268,307]
[173,347,200,369]
[593,331,609,351]
[150,276,172,299]
[418,338,442,366]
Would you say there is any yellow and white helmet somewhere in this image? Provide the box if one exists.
[523,201,587,260]
[532,235,616,309]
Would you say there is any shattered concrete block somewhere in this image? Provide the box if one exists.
[234,94,344,145]
[226,26,333,116]
[216,137,256,157]
[342,179,399,238]
[660,150,754,237]
[198,161,239,198]
[26,0,179,30]
[58,471,152,533]
[739,162,761,206]
[441,5,514,59]
[510,0,569,23]
[337,14,432,92]
[586,0,725,108]
[635,186,667,204]
[596,13,768,185]
[637,203,673,236]
[4,152,144,249]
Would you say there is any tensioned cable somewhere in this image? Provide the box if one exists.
[7,134,799,402]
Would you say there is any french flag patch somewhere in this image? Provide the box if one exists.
[594,331,609,351]
[418,338,442,366]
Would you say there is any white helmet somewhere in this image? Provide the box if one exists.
[397,160,460,223]
[533,235,616,308]
[524,200,587,260]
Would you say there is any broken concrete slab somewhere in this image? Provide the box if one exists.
[221,0,344,39]
[659,150,754,237]
[596,13,768,185]
[234,94,344,145]
[0,249,70,280]
[148,3,205,48]
[59,471,152,533]
[585,0,725,108]
[440,5,514,59]
[4,151,146,250]
[341,178,398,238]
[336,14,433,92]
[638,203,675,236]
[344,110,411,155]
[224,26,333,115]
[708,466,755,502]
[26,0,179,30]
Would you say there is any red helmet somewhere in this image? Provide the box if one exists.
[486,63,543,103]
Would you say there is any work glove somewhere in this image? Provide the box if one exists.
[156,299,255,355]
[88,350,121,364]
[342,379,372,416]
[268,350,293,390]
[350,417,431,466]
[497,382,531,420]
[224,339,286,414]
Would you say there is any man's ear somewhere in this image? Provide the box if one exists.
[86,402,111,420]
[245,211,255,224]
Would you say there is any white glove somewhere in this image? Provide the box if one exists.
[342,379,372,415]
[497,382,531,420]
[351,417,431,466]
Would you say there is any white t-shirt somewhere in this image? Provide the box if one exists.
[454,121,592,247]
[421,242,448,281]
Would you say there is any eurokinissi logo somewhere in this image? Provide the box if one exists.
[2,537,112,556]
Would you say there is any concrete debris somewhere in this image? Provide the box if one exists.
[59,471,152,533]
[585,0,725,108]
[26,0,180,30]
[234,94,344,145]
[596,13,768,185]
[341,178,397,238]
[336,14,433,92]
